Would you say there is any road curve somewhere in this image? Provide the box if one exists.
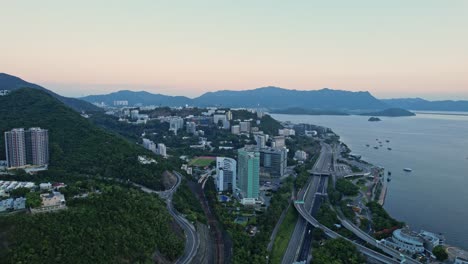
[135,171,199,264]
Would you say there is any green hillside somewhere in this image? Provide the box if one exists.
[0,185,184,263]
[0,88,170,189]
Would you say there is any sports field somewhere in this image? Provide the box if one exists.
[189,156,215,167]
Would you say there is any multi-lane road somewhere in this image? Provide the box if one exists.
[291,143,420,264]
[281,144,333,264]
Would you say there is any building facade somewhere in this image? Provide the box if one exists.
[216,157,237,192]
[26,128,49,166]
[259,147,288,179]
[157,143,167,157]
[384,228,425,254]
[186,121,197,134]
[4,128,27,168]
[231,125,240,135]
[239,121,251,133]
[5,128,49,168]
[237,148,260,199]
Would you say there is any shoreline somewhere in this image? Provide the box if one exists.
[274,115,468,257]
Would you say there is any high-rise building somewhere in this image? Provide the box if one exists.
[237,148,260,199]
[130,110,139,119]
[216,157,237,192]
[222,119,230,130]
[113,100,129,106]
[254,133,266,148]
[226,111,233,121]
[169,117,184,135]
[259,147,287,179]
[213,114,228,125]
[186,121,197,134]
[4,128,27,168]
[142,138,157,153]
[239,121,251,133]
[5,128,49,168]
[157,143,167,157]
[26,128,49,166]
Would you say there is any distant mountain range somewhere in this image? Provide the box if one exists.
[82,87,468,113]
[382,98,468,112]
[0,73,100,112]
[2,73,467,113]
[81,90,192,107]
[81,86,389,111]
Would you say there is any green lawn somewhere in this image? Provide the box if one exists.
[270,205,298,264]
[189,157,215,167]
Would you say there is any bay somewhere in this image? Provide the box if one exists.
[272,112,468,248]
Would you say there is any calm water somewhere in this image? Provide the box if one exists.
[272,113,468,248]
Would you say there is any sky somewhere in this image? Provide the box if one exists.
[1,0,467,100]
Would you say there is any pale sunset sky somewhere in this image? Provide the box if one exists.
[1,1,467,99]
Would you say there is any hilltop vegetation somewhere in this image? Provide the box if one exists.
[0,88,171,190]
[0,73,100,112]
[0,185,183,263]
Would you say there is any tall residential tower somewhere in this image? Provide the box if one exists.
[237,148,260,199]
[5,127,49,168]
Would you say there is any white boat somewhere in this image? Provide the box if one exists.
[403,168,412,172]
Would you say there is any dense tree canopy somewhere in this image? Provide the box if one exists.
[0,185,183,263]
[0,89,170,190]
[432,245,448,261]
[313,238,365,264]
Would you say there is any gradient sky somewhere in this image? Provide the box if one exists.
[1,0,467,99]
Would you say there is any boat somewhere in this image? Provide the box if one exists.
[387,147,392,150]
[386,140,390,143]
[388,171,392,176]
[374,146,379,149]
[366,144,370,147]
[387,177,391,182]
[403,168,412,172]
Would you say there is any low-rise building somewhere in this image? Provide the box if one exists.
[0,90,10,96]
[0,197,26,212]
[383,228,425,254]
[279,128,295,136]
[231,125,240,135]
[39,182,52,190]
[239,121,251,133]
[294,150,308,161]
[419,230,444,251]
[272,136,286,148]
[455,257,468,264]
[31,192,66,213]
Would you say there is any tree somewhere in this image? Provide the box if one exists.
[25,192,42,208]
[9,187,31,198]
[335,178,359,196]
[313,238,365,264]
[432,245,448,261]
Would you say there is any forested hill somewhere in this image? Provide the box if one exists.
[0,88,170,189]
[0,73,100,112]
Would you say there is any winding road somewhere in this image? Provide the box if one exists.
[134,171,199,264]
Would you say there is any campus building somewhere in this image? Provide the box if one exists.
[237,148,260,199]
[216,157,237,192]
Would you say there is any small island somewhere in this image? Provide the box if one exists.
[368,117,382,122]
[361,108,415,117]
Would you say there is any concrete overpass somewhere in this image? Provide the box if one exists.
[294,174,418,264]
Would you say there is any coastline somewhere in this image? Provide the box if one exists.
[273,114,468,259]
